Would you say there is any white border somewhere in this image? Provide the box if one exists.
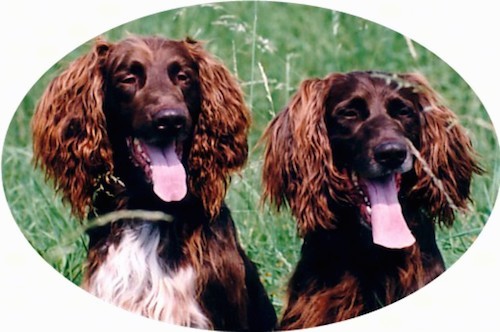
[1,1,498,331]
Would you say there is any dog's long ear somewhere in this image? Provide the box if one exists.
[184,39,251,220]
[402,73,483,226]
[32,38,114,219]
[261,77,348,236]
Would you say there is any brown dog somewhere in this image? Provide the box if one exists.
[32,35,276,331]
[262,71,482,329]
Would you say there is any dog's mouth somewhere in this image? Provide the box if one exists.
[352,172,416,249]
[127,137,187,202]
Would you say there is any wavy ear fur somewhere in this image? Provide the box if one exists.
[261,77,349,236]
[32,38,113,219]
[184,39,251,220]
[402,73,483,226]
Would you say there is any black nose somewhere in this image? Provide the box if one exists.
[153,109,187,134]
[373,141,408,169]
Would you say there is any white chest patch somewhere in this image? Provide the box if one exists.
[84,223,210,329]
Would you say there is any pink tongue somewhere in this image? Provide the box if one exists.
[143,143,187,202]
[363,175,416,249]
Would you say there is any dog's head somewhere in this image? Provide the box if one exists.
[262,71,482,245]
[32,36,250,220]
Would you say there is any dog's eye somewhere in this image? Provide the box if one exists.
[396,107,413,116]
[119,75,137,85]
[176,72,190,82]
[390,106,414,118]
[338,108,359,119]
[168,62,192,85]
[388,99,414,118]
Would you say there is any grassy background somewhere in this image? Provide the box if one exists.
[2,1,498,315]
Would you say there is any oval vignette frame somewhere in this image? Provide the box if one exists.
[1,1,499,332]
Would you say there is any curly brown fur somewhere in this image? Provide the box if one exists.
[262,71,482,329]
[32,35,275,331]
[183,40,250,220]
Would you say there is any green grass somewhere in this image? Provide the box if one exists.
[2,1,498,315]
